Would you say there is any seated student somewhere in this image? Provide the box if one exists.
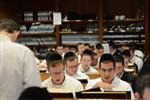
[135,75,150,100]
[132,50,144,71]
[95,43,104,59]
[64,52,89,80]
[91,52,99,69]
[94,43,104,68]
[114,54,137,92]
[144,53,150,65]
[19,87,52,100]
[135,64,150,100]
[38,50,55,72]
[122,50,138,73]
[85,53,135,99]
[55,45,65,57]
[77,43,85,62]
[84,43,90,50]
[41,52,84,93]
[78,49,98,74]
[108,40,120,56]
[63,45,70,54]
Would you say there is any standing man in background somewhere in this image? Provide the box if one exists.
[0,19,41,100]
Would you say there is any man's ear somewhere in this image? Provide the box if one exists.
[135,92,142,100]
[13,31,20,41]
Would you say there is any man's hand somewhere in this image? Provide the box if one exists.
[95,82,114,91]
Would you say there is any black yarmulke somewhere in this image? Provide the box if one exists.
[19,87,52,100]
[121,50,130,57]
[82,49,93,55]
[96,43,103,49]
[64,51,76,59]
[46,52,62,62]
[100,53,114,63]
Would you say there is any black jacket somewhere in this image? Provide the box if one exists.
[121,71,137,92]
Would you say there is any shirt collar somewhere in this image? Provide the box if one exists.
[0,34,11,42]
[101,77,119,85]
[51,75,67,87]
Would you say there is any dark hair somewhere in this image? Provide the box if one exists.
[77,43,84,48]
[138,64,150,77]
[84,43,90,47]
[99,53,115,68]
[96,43,104,50]
[144,53,150,65]
[64,51,78,63]
[136,75,150,98]
[81,49,94,59]
[129,42,137,51]
[77,43,84,46]
[114,54,124,66]
[19,87,52,100]
[46,52,63,69]
[121,50,131,57]
[108,40,116,49]
[0,19,20,33]
[63,44,69,49]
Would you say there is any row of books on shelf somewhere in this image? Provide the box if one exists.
[103,40,145,43]
[20,23,55,34]
[24,11,52,21]
[17,37,56,45]
[103,35,145,38]
[61,41,99,44]
[61,23,98,32]
[61,34,99,44]
[104,22,144,32]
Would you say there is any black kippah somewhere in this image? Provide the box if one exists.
[100,53,114,63]
[46,52,62,62]
[19,87,52,100]
[121,50,130,57]
[64,52,76,59]
[82,49,93,55]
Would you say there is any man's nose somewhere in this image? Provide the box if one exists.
[104,71,110,76]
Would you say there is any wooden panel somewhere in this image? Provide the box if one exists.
[103,0,144,19]
[19,0,55,11]
[60,0,99,17]
[144,0,150,55]
[87,73,101,79]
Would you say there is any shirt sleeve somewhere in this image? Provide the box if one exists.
[85,79,100,90]
[23,49,41,89]
[75,81,84,92]
[126,83,135,100]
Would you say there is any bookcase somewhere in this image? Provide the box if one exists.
[102,19,144,45]
[18,20,56,48]
[1,0,149,54]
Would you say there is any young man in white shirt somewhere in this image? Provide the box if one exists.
[64,52,89,80]
[42,52,84,93]
[78,49,98,74]
[77,43,85,62]
[85,53,135,99]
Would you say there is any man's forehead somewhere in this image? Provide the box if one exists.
[50,63,64,69]
[101,62,114,68]
[143,87,150,100]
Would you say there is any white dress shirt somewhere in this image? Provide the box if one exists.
[85,77,135,99]
[66,71,89,80]
[78,64,98,74]
[0,35,41,100]
[41,75,84,93]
